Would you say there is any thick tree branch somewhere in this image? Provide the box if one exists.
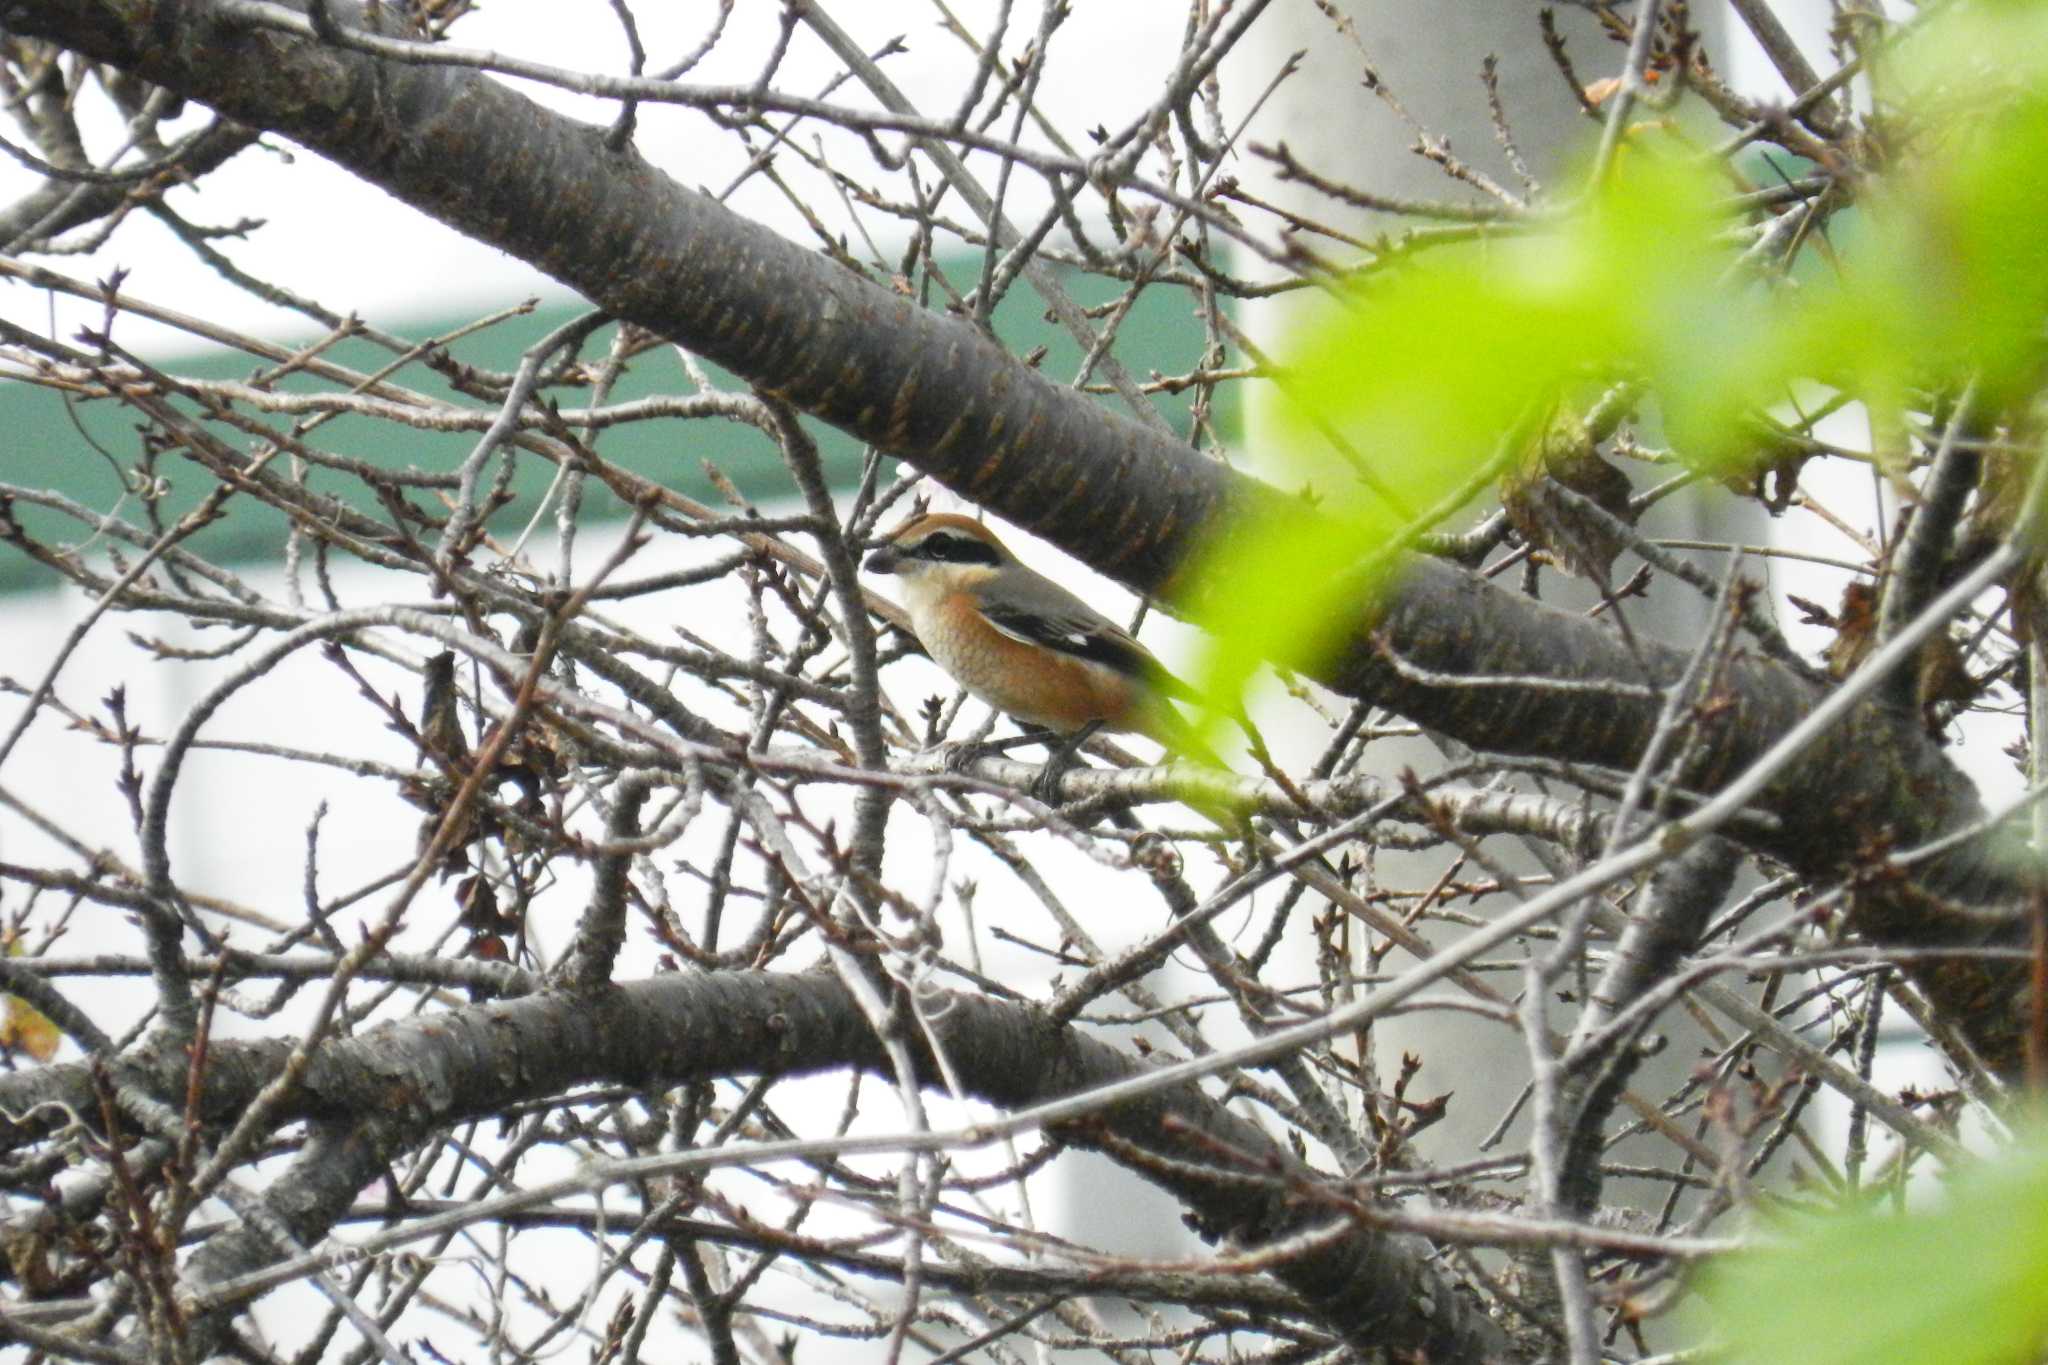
[0,970,1513,1360]
[1,1,2029,1069]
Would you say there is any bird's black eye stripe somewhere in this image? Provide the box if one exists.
[912,531,1000,565]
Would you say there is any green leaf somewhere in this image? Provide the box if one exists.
[1187,0,2048,709]
[1190,153,1741,700]
[1698,1135,2048,1364]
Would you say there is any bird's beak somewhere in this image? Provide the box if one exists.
[864,545,900,573]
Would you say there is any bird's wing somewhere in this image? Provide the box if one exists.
[978,575,1197,702]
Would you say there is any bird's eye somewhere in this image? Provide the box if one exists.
[916,532,999,565]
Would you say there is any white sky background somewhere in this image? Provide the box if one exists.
[0,1,2000,1354]
[0,11,1249,1354]
[0,3,1201,351]
[0,3,1222,996]
[0,2,1252,1004]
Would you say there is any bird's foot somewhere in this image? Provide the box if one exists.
[939,738,996,775]
[939,729,1052,774]
[1027,721,1100,806]
[1028,753,1074,805]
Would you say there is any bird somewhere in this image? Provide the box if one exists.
[863,511,1222,800]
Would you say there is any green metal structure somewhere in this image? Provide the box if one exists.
[0,264,1224,595]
